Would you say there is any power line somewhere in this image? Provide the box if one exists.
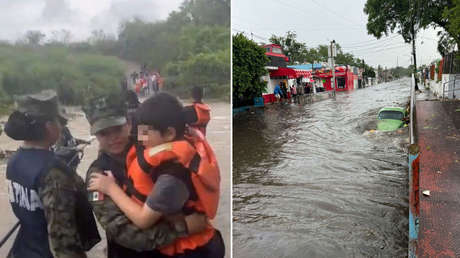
[341,34,401,48]
[342,41,407,51]
[350,44,410,55]
[232,27,270,42]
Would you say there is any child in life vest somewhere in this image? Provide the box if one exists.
[88,92,224,257]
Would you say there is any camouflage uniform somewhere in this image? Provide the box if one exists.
[6,90,98,258]
[86,162,186,251]
[83,94,187,253]
[38,168,88,258]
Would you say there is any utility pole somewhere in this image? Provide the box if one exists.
[329,40,336,96]
[312,60,316,94]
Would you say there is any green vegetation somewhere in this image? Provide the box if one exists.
[0,0,230,112]
[0,45,125,109]
[389,66,412,79]
[364,0,427,90]
[443,0,460,60]
[116,0,230,99]
[232,33,269,107]
[364,0,460,87]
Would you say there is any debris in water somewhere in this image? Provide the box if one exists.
[422,190,430,196]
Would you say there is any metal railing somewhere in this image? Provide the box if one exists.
[410,74,415,145]
[442,74,460,99]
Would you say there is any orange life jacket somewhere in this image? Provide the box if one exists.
[125,128,220,255]
[190,103,211,136]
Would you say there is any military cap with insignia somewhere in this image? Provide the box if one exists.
[83,93,127,135]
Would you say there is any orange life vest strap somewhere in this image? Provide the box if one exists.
[192,103,210,126]
[123,176,147,203]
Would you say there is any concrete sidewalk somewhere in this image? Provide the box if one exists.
[413,99,460,257]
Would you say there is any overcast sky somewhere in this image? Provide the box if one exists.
[0,0,183,42]
[232,0,442,68]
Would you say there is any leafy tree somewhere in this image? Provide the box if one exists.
[436,31,457,56]
[233,33,268,107]
[388,66,411,78]
[116,0,230,98]
[24,30,46,46]
[88,29,118,56]
[269,31,309,64]
[421,0,457,55]
[443,0,460,57]
[335,47,356,66]
[363,0,436,90]
[363,63,376,78]
[180,0,230,26]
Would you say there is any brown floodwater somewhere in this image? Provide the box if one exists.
[233,78,411,257]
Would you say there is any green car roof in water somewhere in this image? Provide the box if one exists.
[378,107,406,114]
[377,107,406,131]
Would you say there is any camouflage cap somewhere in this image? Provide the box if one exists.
[83,94,127,135]
[15,89,68,121]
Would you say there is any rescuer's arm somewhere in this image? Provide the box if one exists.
[38,168,87,258]
[88,171,163,229]
[85,166,184,251]
[88,168,195,231]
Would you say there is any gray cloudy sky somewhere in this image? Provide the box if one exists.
[232,0,442,68]
[0,0,183,42]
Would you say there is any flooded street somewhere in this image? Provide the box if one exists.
[233,78,411,257]
[0,102,230,258]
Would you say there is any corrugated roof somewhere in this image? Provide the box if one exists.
[288,63,323,70]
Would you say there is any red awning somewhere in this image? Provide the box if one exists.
[294,69,312,77]
[269,67,297,78]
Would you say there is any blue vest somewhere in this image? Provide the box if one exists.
[6,148,55,258]
[6,148,100,257]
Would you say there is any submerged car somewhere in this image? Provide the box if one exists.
[377,107,407,131]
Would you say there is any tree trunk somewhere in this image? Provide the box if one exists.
[411,28,419,91]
